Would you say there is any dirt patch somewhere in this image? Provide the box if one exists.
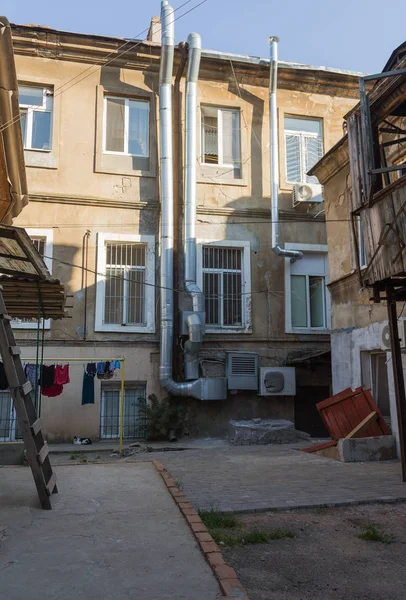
[223,503,406,600]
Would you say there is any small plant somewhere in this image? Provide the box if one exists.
[212,529,295,547]
[199,509,240,530]
[70,454,80,460]
[80,457,88,464]
[140,394,186,440]
[358,523,394,544]
[313,506,330,515]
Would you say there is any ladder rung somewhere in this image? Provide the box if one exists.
[0,313,12,321]
[31,418,42,436]
[21,381,32,396]
[46,472,57,496]
[37,443,49,465]
[9,346,21,356]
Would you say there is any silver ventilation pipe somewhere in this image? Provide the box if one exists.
[269,36,303,262]
[158,1,226,400]
[183,32,204,380]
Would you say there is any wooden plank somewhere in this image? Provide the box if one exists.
[30,417,42,436]
[37,443,49,465]
[46,472,57,495]
[345,411,377,439]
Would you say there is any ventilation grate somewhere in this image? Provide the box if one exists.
[226,352,258,391]
[231,355,257,376]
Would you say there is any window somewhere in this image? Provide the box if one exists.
[95,233,155,333]
[197,241,251,333]
[285,246,329,333]
[12,229,53,329]
[100,383,146,439]
[201,106,241,175]
[284,116,323,184]
[19,85,53,151]
[356,216,367,269]
[103,96,149,157]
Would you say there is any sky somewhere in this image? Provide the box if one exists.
[2,0,405,74]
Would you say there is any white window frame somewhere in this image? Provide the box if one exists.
[102,96,150,158]
[285,243,330,334]
[19,85,53,152]
[284,116,323,184]
[12,228,53,330]
[197,239,251,334]
[100,382,147,440]
[95,233,155,333]
[201,106,241,168]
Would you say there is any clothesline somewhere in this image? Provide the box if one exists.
[21,357,126,453]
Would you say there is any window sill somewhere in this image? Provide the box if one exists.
[24,149,57,170]
[95,324,155,334]
[286,328,330,335]
[206,326,252,334]
[198,164,247,187]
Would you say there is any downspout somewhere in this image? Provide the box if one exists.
[183,32,204,380]
[159,1,226,400]
[269,36,303,262]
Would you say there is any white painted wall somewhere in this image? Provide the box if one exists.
[331,321,401,456]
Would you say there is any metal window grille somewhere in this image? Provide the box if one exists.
[285,119,323,184]
[100,384,146,439]
[12,237,47,326]
[0,391,22,441]
[202,246,243,327]
[104,242,146,326]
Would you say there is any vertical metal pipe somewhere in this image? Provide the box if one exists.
[269,36,302,262]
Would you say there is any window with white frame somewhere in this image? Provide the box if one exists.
[12,229,53,329]
[103,96,149,157]
[201,106,241,175]
[284,116,323,184]
[95,233,155,333]
[19,85,53,151]
[285,248,329,333]
[198,241,251,332]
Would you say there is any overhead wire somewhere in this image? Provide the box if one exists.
[0,0,208,136]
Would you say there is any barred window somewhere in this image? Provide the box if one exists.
[100,384,146,439]
[202,246,243,327]
[104,242,146,326]
[285,116,323,184]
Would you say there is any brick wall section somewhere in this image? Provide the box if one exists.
[152,460,248,600]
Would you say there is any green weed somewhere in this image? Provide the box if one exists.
[358,523,394,544]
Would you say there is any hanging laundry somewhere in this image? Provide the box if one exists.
[108,361,116,372]
[41,383,63,398]
[0,362,8,390]
[86,362,97,377]
[39,364,55,388]
[82,372,95,405]
[114,360,121,369]
[96,361,114,380]
[55,364,70,385]
[24,364,40,405]
[96,362,105,375]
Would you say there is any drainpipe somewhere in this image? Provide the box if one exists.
[269,36,303,262]
[159,1,226,400]
[183,32,204,380]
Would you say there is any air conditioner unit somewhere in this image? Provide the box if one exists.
[259,367,296,396]
[380,318,406,350]
[292,183,323,208]
[226,352,258,390]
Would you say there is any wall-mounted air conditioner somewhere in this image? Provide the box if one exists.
[226,352,258,390]
[380,318,406,350]
[258,367,296,396]
[292,183,323,208]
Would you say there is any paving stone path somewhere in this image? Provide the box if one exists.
[142,443,406,512]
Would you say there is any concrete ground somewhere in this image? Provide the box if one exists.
[0,462,220,600]
[223,503,406,600]
[134,442,406,512]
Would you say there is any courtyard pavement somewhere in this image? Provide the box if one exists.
[135,442,406,512]
[0,462,220,600]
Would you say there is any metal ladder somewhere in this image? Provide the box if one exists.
[0,287,57,509]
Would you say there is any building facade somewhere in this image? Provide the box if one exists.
[311,42,406,454]
[2,19,361,442]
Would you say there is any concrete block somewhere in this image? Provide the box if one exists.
[338,435,397,463]
[0,443,24,465]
